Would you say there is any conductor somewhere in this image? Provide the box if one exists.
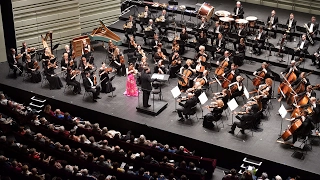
[141,67,154,107]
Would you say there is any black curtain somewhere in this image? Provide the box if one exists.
[1,0,16,53]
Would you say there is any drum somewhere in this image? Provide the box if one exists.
[198,3,215,20]
[235,19,248,24]
[246,16,258,28]
[215,10,231,17]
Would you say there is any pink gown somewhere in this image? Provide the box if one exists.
[124,73,138,96]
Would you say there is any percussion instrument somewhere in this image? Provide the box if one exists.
[235,19,248,24]
[219,17,234,22]
[215,10,231,17]
[246,16,258,28]
[179,5,186,11]
[198,3,215,21]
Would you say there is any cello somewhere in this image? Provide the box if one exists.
[179,68,192,88]
[277,70,296,100]
[252,65,268,87]
[215,59,229,76]
[286,72,312,105]
[281,118,303,141]
[221,72,234,89]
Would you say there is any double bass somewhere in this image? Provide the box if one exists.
[277,69,297,99]
[281,118,303,141]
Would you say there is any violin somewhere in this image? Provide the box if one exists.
[120,54,125,64]
[159,52,167,60]
[33,61,40,70]
[130,39,138,49]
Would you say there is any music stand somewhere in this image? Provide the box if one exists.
[186,6,196,27]
[198,92,208,119]
[171,86,181,112]
[277,104,287,139]
[108,75,116,97]
[168,1,178,21]
[227,98,239,125]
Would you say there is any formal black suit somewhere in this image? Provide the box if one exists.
[291,40,309,60]
[66,73,81,94]
[286,19,297,32]
[139,10,152,30]
[20,47,28,62]
[253,31,266,54]
[125,20,137,41]
[283,65,301,77]
[213,38,226,56]
[83,76,101,100]
[177,97,198,119]
[267,16,278,38]
[100,72,115,93]
[231,113,254,132]
[140,70,154,107]
[197,22,209,32]
[223,69,240,82]
[210,26,224,45]
[291,77,310,88]
[292,116,315,143]
[311,46,320,66]
[233,28,247,49]
[233,6,244,19]
[307,21,319,36]
[254,67,272,79]
[157,13,169,34]
[7,52,23,77]
[143,23,156,44]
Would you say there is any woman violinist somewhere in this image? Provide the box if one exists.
[112,47,126,76]
[172,38,180,53]
[203,99,224,128]
[154,47,167,64]
[45,61,63,90]
[66,67,81,94]
[99,63,115,93]
[168,51,182,78]
[26,54,41,83]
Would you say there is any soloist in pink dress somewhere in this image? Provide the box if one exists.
[123,73,138,96]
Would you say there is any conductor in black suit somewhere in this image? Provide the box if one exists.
[140,67,154,107]
[228,107,254,134]
[7,48,24,78]
[83,71,101,102]
[233,1,244,19]
[177,93,198,121]
[291,34,309,60]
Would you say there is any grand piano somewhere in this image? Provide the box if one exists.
[89,19,122,46]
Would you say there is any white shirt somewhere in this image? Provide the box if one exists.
[218,39,221,47]
[215,26,220,33]
[310,23,314,32]
[200,23,204,29]
[258,32,262,40]
[288,19,293,28]
[270,16,274,24]
[238,29,242,36]
[87,77,93,87]
[299,41,305,49]
[236,8,239,15]
[229,82,242,91]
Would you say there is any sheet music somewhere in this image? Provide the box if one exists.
[151,74,164,80]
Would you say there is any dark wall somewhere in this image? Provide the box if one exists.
[1,0,16,52]
[0,83,320,180]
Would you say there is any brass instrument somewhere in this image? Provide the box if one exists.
[267,21,272,30]
[123,21,133,29]
[138,11,148,18]
[304,23,314,45]
[144,25,152,31]
[156,15,165,22]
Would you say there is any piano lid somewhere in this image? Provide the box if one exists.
[89,19,122,45]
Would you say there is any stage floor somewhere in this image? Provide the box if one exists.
[2,0,320,177]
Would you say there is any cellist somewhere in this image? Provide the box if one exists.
[295,85,317,102]
[195,45,208,61]
[228,75,244,100]
[215,51,231,76]
[222,63,240,83]
[281,60,300,77]
[278,60,300,101]
[253,62,271,84]
[178,59,195,91]
[290,72,310,89]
